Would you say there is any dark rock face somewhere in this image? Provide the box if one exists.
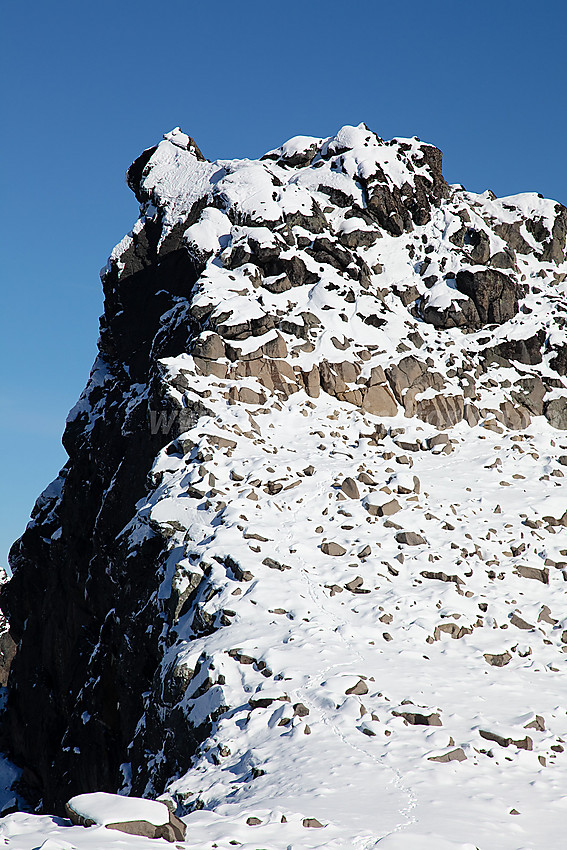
[1,184,204,812]
[492,331,546,366]
[422,269,521,331]
[364,143,449,235]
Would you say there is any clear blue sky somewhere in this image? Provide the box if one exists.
[1,0,566,568]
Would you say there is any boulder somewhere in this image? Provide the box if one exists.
[340,477,360,499]
[428,747,467,763]
[365,498,401,517]
[423,269,521,330]
[321,542,347,556]
[492,331,545,366]
[66,792,186,842]
[414,394,464,429]
[483,652,512,667]
[361,385,398,416]
[455,269,521,327]
[544,398,567,430]
[395,531,426,546]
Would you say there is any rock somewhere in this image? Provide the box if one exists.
[395,531,426,546]
[525,715,546,732]
[294,703,310,717]
[262,557,291,572]
[192,332,226,360]
[550,344,567,376]
[65,793,186,842]
[303,818,324,828]
[365,497,401,517]
[345,680,369,696]
[511,376,546,416]
[361,385,398,416]
[0,630,16,686]
[544,398,567,430]
[538,606,557,625]
[498,401,531,430]
[340,477,360,499]
[345,576,369,594]
[514,565,549,584]
[393,710,442,726]
[433,623,472,640]
[428,748,467,763]
[424,269,521,330]
[509,613,534,630]
[483,652,512,667]
[321,542,346,556]
[456,269,521,327]
[479,730,533,751]
[421,571,464,587]
[247,816,262,825]
[492,331,545,366]
[414,393,464,428]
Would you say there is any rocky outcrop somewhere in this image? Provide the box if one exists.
[2,122,567,825]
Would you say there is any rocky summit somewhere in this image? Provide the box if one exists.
[2,123,567,849]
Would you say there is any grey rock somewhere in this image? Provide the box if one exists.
[544,398,567,430]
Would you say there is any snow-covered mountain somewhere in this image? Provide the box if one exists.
[2,123,567,849]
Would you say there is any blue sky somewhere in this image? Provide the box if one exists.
[1,0,566,568]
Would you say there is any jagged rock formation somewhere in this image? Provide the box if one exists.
[2,124,567,848]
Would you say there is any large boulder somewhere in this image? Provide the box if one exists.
[66,792,186,842]
[422,269,522,330]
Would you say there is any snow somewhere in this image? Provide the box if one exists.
[67,791,169,826]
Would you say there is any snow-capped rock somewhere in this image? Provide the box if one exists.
[2,123,567,849]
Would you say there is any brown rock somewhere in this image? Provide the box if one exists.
[0,631,16,686]
[395,531,426,546]
[433,623,472,641]
[365,498,401,517]
[480,730,533,751]
[263,334,288,358]
[345,576,369,594]
[515,565,549,584]
[65,802,186,842]
[340,477,360,499]
[509,613,534,630]
[498,401,531,430]
[233,387,266,406]
[525,715,546,732]
[428,748,467,763]
[483,651,512,667]
[544,398,567,430]
[303,818,324,828]
[361,385,398,416]
[414,394,464,429]
[345,679,369,696]
[538,606,557,625]
[321,542,346,556]
[192,332,226,360]
[193,357,228,379]
[303,365,321,398]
